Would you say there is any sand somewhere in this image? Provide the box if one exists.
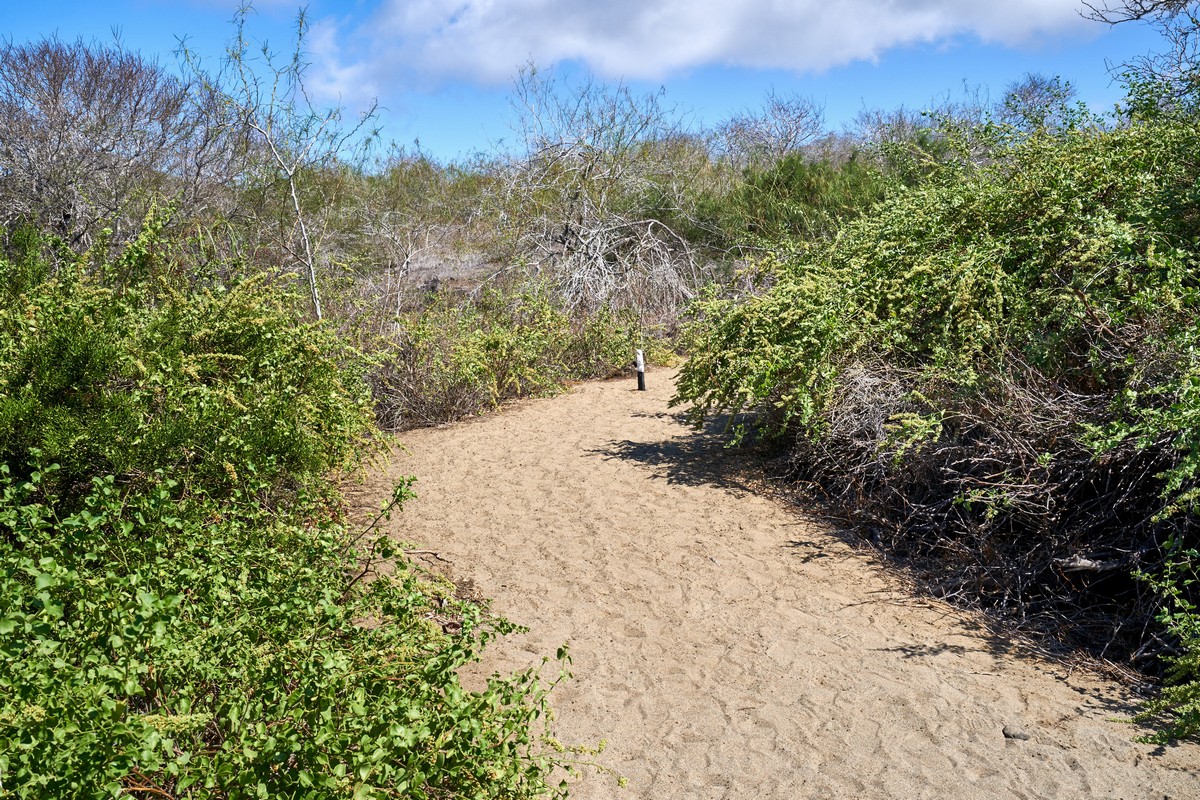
[349,370,1200,799]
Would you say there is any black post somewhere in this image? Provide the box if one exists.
[636,349,646,391]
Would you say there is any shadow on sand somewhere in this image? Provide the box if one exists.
[587,410,764,493]
[588,406,1156,727]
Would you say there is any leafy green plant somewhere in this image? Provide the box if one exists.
[1134,542,1200,742]
[0,228,574,796]
[674,116,1200,739]
[369,280,669,430]
[678,119,1200,455]
[0,231,374,503]
[719,152,889,247]
[0,464,569,798]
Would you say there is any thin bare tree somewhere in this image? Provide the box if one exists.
[998,73,1081,132]
[493,65,704,314]
[716,90,825,169]
[183,4,378,320]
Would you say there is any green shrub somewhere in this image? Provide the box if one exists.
[693,122,1190,386]
[0,245,374,503]
[370,281,669,430]
[1134,541,1200,743]
[0,232,571,796]
[678,120,1200,448]
[0,464,565,799]
[674,119,1200,739]
[725,152,890,246]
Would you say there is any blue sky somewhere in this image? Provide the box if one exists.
[3,1,1170,162]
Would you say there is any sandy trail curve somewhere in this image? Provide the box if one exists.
[350,372,1199,799]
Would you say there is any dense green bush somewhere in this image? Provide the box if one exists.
[701,152,890,249]
[0,234,569,797]
[0,467,564,798]
[679,121,1200,429]
[369,281,670,430]
[0,263,373,503]
[674,118,1200,738]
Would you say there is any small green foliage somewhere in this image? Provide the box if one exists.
[370,280,669,429]
[881,410,946,466]
[1134,543,1200,743]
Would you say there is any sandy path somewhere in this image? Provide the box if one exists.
[351,372,1199,799]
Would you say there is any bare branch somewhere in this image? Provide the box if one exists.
[492,65,706,315]
[180,4,379,319]
[717,90,826,169]
[1085,0,1195,23]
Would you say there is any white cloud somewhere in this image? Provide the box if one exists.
[307,18,378,105]
[323,0,1096,90]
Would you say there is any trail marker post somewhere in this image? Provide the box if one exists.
[635,349,646,391]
